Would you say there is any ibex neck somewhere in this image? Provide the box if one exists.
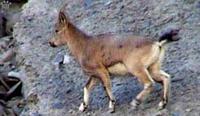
[66,23,88,59]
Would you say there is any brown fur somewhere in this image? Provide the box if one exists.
[49,11,180,112]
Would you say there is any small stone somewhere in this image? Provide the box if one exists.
[66,88,71,94]
[105,1,112,6]
[8,71,21,78]
[63,54,70,64]
[52,53,64,65]
[155,111,162,116]
[185,108,192,112]
[86,112,91,116]
[180,92,184,95]
[68,109,74,113]
[27,93,38,104]
[51,102,64,109]
[49,79,53,83]
[27,16,33,21]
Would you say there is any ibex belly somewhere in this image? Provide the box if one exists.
[108,63,128,75]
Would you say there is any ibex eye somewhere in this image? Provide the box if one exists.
[55,30,59,33]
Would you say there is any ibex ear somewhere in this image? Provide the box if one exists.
[59,11,67,25]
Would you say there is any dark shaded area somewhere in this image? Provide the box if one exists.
[7,0,27,3]
[0,0,28,115]
[0,74,23,115]
[0,75,22,101]
[0,12,7,37]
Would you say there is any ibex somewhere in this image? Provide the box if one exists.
[49,10,180,113]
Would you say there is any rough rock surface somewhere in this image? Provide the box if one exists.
[14,0,200,115]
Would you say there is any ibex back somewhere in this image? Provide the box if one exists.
[49,10,181,113]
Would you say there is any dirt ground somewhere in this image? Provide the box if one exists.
[6,0,200,115]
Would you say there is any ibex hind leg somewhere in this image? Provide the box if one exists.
[128,66,154,109]
[148,61,171,110]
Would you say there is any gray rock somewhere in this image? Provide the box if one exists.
[8,71,21,78]
[14,0,200,115]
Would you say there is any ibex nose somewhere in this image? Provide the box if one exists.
[49,41,57,47]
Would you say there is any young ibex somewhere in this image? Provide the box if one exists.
[49,10,180,113]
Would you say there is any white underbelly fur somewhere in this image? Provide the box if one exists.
[108,63,128,75]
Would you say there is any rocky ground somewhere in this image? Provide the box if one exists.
[0,0,27,115]
[5,0,200,115]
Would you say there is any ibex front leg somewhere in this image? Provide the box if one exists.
[96,67,116,113]
[79,77,98,112]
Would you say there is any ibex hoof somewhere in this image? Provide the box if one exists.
[130,99,140,110]
[79,103,87,112]
[158,100,167,110]
[108,100,115,113]
[108,108,115,113]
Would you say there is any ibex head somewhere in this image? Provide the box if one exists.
[49,11,69,47]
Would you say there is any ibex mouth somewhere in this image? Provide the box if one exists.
[49,41,57,47]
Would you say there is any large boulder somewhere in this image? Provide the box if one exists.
[14,0,200,115]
